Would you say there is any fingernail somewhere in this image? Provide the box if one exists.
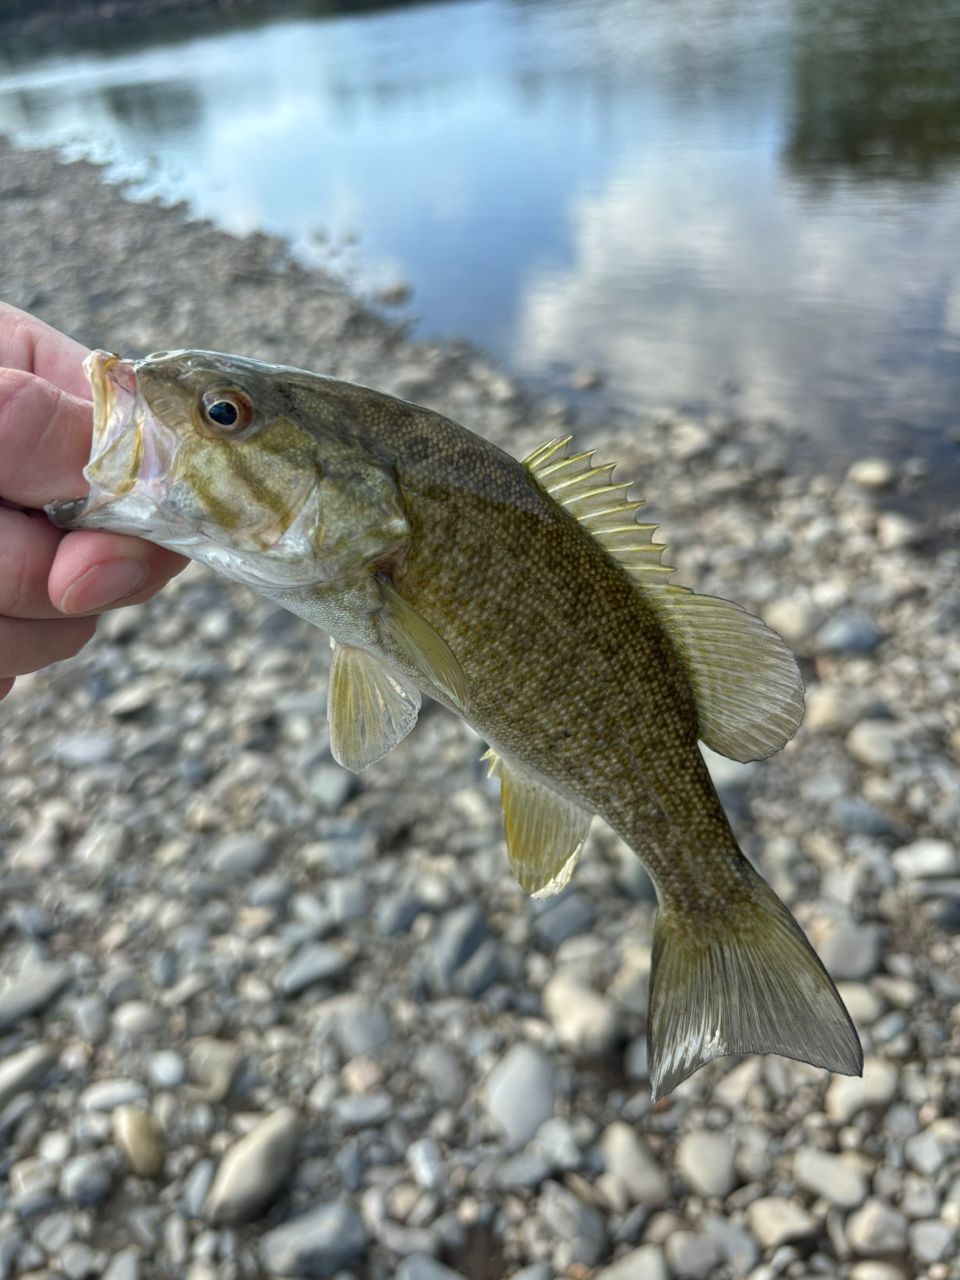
[59,559,148,614]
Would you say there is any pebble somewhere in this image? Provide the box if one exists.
[816,611,883,654]
[538,1180,606,1266]
[675,1130,737,1199]
[0,1044,57,1112]
[332,1093,393,1129]
[793,1146,867,1208]
[813,918,881,981]
[407,1138,445,1191]
[336,1005,392,1058]
[595,1245,668,1280]
[599,1124,670,1206]
[208,834,270,876]
[276,943,354,995]
[112,1000,166,1038]
[534,1117,581,1171]
[426,904,489,993]
[483,1043,555,1149]
[113,1106,166,1177]
[891,839,957,879]
[259,1202,368,1277]
[59,1152,114,1205]
[542,973,621,1056]
[327,878,369,922]
[903,1126,946,1176]
[908,1220,953,1264]
[763,596,824,642]
[80,1079,149,1111]
[204,1105,300,1224]
[55,733,117,767]
[847,457,895,488]
[395,1257,467,1280]
[849,1266,906,1280]
[188,1040,242,1102]
[533,891,596,946]
[0,965,70,1031]
[663,1231,721,1280]
[845,720,905,767]
[147,1050,187,1089]
[845,1199,908,1255]
[745,1198,817,1249]
[825,1056,898,1124]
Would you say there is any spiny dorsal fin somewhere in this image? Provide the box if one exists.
[482,748,592,898]
[524,437,804,762]
[328,642,422,773]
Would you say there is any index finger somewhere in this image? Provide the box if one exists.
[0,302,91,399]
[0,367,94,509]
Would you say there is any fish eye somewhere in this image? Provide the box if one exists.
[199,388,255,436]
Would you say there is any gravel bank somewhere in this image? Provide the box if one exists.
[1,138,960,1280]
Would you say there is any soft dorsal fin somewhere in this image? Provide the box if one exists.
[482,748,592,898]
[524,437,804,762]
[328,641,421,772]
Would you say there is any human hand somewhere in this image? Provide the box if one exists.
[0,302,187,701]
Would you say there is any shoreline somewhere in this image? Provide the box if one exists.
[1,137,959,1280]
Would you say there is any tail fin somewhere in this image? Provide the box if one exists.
[648,868,863,1100]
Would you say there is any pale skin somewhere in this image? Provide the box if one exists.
[0,302,187,701]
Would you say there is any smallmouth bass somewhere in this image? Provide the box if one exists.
[48,349,862,1098]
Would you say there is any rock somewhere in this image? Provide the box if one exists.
[426,904,489,993]
[59,1152,114,1205]
[816,611,883,654]
[764,596,825,642]
[0,964,71,1030]
[309,764,356,813]
[813,918,881,980]
[746,1197,817,1249]
[55,733,117,766]
[183,1158,215,1218]
[542,973,621,1056]
[81,1079,149,1111]
[413,1043,464,1105]
[847,457,895,488]
[845,720,905,767]
[804,684,862,733]
[534,1117,581,1172]
[483,1043,554,1149]
[793,1146,867,1208]
[845,1199,908,1255]
[494,1150,551,1190]
[73,822,126,870]
[849,1266,907,1280]
[208,834,270,876]
[830,796,894,836]
[407,1138,444,1191]
[326,877,369,922]
[453,938,503,996]
[824,1057,899,1124]
[189,1039,242,1102]
[101,1250,140,1280]
[538,1180,606,1266]
[112,1000,166,1038]
[395,1256,467,1280]
[675,1131,737,1199]
[114,1106,166,1177]
[664,1231,722,1280]
[60,1242,97,1280]
[876,512,922,550]
[908,1220,952,1263]
[595,1245,668,1280]
[891,839,957,879]
[599,1123,670,1206]
[532,891,596,946]
[904,1127,947,1176]
[337,1005,391,1058]
[0,1043,57,1111]
[147,1050,187,1089]
[332,1092,393,1129]
[276,942,354,994]
[259,1201,368,1277]
[204,1105,299,1224]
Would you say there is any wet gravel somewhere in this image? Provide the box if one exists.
[1,137,960,1280]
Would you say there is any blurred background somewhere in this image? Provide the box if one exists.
[1,0,959,505]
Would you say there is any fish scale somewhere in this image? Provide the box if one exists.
[48,347,863,1098]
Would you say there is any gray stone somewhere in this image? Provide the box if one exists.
[483,1043,554,1150]
[0,965,70,1030]
[189,1039,242,1102]
[395,1255,467,1280]
[494,1150,551,1190]
[209,834,270,876]
[793,1146,867,1208]
[114,1106,166,1177]
[204,1105,300,1224]
[908,1220,952,1264]
[542,973,621,1056]
[427,904,489,993]
[904,1127,946,1176]
[276,942,354,995]
[332,1093,393,1130]
[891,839,957,879]
[407,1138,444,1191]
[0,1044,57,1111]
[746,1197,817,1249]
[814,919,882,980]
[148,1050,187,1089]
[60,1241,96,1280]
[845,720,905,767]
[259,1202,368,1277]
[326,878,369,922]
[830,797,893,836]
[100,1252,139,1280]
[534,1117,581,1172]
[59,1152,114,1205]
[533,891,596,946]
[600,1123,669,1206]
[825,1057,899,1124]
[848,457,895,488]
[664,1231,722,1280]
[453,938,502,996]
[377,891,425,936]
[33,1211,73,1253]
[8,1156,59,1213]
[309,765,356,813]
[112,1000,165,1038]
[509,1267,553,1280]
[337,1006,391,1058]
[81,1078,149,1111]
[55,733,117,766]
[675,1130,737,1199]
[538,1180,606,1266]
[0,1231,23,1280]
[413,1043,464,1105]
[846,1199,908,1256]
[595,1246,667,1280]
[183,1158,216,1218]
[816,611,883,654]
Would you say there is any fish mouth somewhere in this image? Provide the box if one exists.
[46,350,177,536]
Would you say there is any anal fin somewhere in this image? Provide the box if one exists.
[483,749,592,897]
[328,641,421,773]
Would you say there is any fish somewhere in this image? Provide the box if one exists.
[47,348,863,1099]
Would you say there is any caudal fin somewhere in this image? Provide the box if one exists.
[648,869,863,1100]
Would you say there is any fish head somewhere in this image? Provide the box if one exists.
[47,350,410,589]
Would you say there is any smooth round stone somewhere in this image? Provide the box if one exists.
[675,1130,737,1199]
[542,973,621,1056]
[664,1231,722,1280]
[763,596,824,642]
[825,1057,898,1125]
[813,918,881,981]
[59,1152,114,1205]
[849,1265,906,1280]
[336,1006,391,1059]
[816,611,883,654]
[326,878,369,922]
[746,1197,817,1249]
[259,1201,368,1277]
[396,1258,468,1280]
[533,1117,581,1172]
[846,1199,908,1255]
[114,1106,165,1178]
[208,834,270,877]
[538,1180,606,1267]
[0,1043,58,1112]
[847,457,895,488]
[148,1051,187,1090]
[600,1123,669,1206]
[204,1105,300,1225]
[276,943,354,995]
[183,1159,216,1219]
[332,1093,393,1130]
[112,1001,166,1038]
[189,1040,242,1103]
[482,1043,554,1150]
[55,734,117,767]
[92,1253,140,1280]
[406,1138,444,1191]
[595,1245,668,1280]
[0,964,70,1031]
[793,1146,867,1208]
[80,1079,149,1112]
[891,839,957,880]
[845,720,904,767]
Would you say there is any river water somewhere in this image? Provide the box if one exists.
[1,0,959,496]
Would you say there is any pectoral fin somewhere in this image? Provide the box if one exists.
[379,582,468,711]
[328,641,421,773]
[484,749,592,897]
